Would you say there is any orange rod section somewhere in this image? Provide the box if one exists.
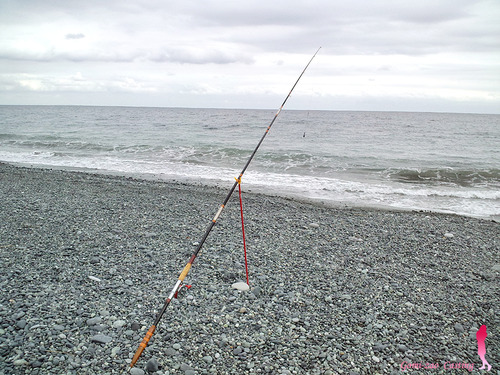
[129,325,156,368]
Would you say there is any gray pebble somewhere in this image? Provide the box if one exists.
[397,344,408,352]
[165,348,176,356]
[146,358,159,372]
[112,319,126,328]
[87,317,102,326]
[90,334,113,344]
[233,346,243,355]
[454,323,464,333]
[31,360,42,368]
[180,363,194,371]
[252,286,262,297]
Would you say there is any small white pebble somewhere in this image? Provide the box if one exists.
[232,282,249,291]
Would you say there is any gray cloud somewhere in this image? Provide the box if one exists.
[0,0,498,113]
[149,48,255,65]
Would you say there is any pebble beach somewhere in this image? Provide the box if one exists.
[0,162,498,374]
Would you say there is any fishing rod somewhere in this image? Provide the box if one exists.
[127,47,321,371]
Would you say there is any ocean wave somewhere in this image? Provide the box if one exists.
[1,151,498,219]
[1,137,111,152]
[384,167,500,187]
[1,137,170,157]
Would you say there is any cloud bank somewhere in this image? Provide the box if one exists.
[0,0,499,113]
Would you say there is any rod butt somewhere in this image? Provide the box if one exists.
[129,325,156,369]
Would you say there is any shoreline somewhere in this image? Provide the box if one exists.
[1,162,498,374]
[3,161,496,222]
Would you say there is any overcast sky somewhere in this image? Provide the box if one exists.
[1,0,499,113]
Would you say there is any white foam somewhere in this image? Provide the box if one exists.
[2,149,498,220]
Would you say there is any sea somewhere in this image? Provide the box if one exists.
[1,105,499,220]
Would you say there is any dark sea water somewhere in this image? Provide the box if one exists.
[1,105,499,219]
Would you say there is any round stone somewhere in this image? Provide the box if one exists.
[86,317,102,326]
[112,320,126,328]
[146,358,159,372]
[231,282,249,291]
[14,359,28,366]
[130,368,145,375]
[90,334,113,344]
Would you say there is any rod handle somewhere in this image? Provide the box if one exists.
[179,263,192,282]
[129,325,156,369]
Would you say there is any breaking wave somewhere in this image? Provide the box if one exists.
[385,168,500,187]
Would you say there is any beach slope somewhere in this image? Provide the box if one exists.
[0,163,498,374]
